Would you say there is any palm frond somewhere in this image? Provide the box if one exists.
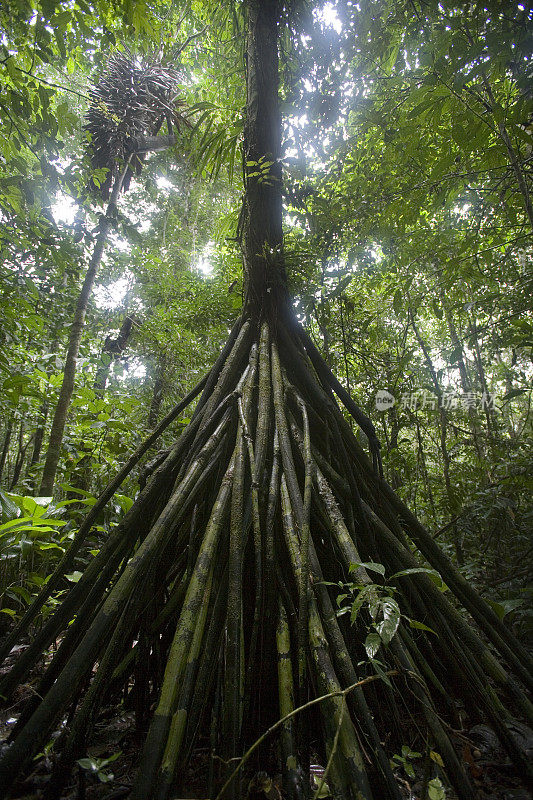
[84,48,188,198]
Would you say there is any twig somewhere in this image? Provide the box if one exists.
[432,514,462,539]
[312,699,345,800]
[13,66,90,100]
[173,26,208,59]
[214,671,399,800]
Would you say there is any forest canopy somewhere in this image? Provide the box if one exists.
[0,1,532,799]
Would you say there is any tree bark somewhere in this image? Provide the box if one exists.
[9,424,32,491]
[0,416,13,486]
[242,0,286,315]
[1,7,532,800]
[29,400,48,475]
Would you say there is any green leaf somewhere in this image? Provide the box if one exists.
[370,658,393,688]
[488,597,524,619]
[100,751,122,765]
[27,573,46,586]
[77,758,98,771]
[428,573,448,592]
[432,301,443,320]
[401,746,422,758]
[513,123,533,145]
[430,750,444,767]
[0,490,21,523]
[37,542,64,551]
[502,388,527,404]
[53,10,71,29]
[65,571,83,583]
[376,598,400,645]
[54,27,66,58]
[7,524,63,535]
[486,599,506,620]
[390,567,438,580]
[350,590,367,623]
[329,275,352,299]
[20,538,33,557]
[428,777,446,800]
[8,585,31,604]
[349,561,385,577]
[59,485,95,499]
[393,290,402,315]
[33,496,53,506]
[408,618,438,635]
[365,632,381,659]
[0,516,33,532]
[114,494,133,514]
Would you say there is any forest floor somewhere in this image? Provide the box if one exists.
[0,637,531,800]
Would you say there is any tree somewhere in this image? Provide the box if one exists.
[39,52,185,496]
[281,0,532,580]
[0,3,531,800]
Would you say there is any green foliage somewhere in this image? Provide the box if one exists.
[76,750,122,784]
[0,0,531,649]
[0,485,137,627]
[390,746,422,780]
[246,157,278,185]
[0,491,68,622]
[428,777,447,800]
[330,562,438,663]
[0,6,530,799]
[280,0,532,610]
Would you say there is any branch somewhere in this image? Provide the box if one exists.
[173,25,209,58]
[214,671,400,800]
[13,65,90,100]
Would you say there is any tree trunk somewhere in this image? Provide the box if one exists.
[39,159,131,497]
[480,71,533,232]
[242,0,285,314]
[94,315,134,396]
[442,300,487,466]
[29,399,48,475]
[29,339,59,492]
[468,315,498,443]
[0,6,532,800]
[410,315,463,563]
[148,352,168,428]
[0,416,13,486]
[412,408,437,522]
[9,423,32,491]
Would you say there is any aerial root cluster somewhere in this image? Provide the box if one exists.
[0,314,531,800]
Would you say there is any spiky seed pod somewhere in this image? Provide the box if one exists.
[84,49,187,198]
